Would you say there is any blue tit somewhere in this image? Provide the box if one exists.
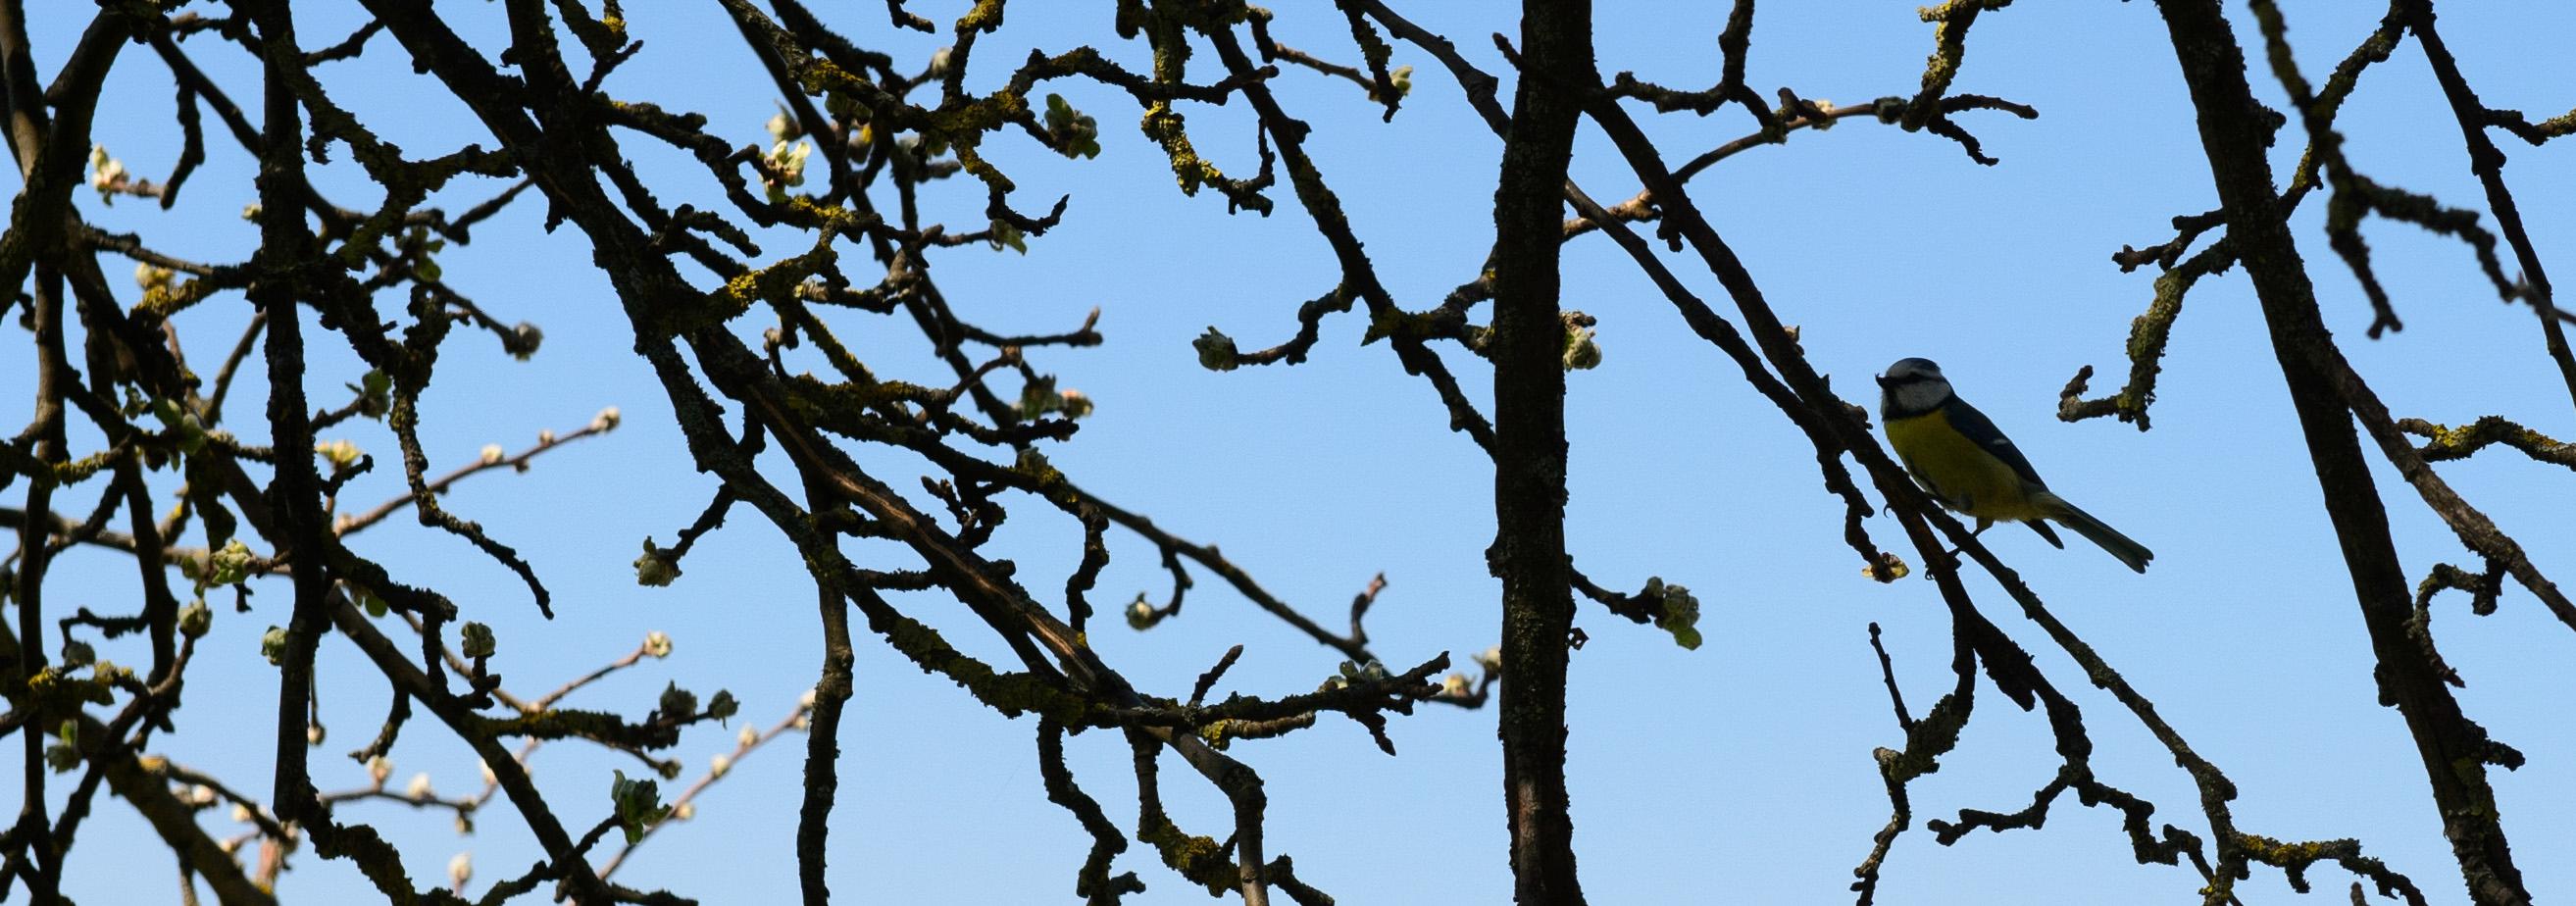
[1876,357,2153,573]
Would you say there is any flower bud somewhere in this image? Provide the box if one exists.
[635,541,681,587]
[507,323,543,361]
[315,438,362,468]
[259,626,289,666]
[1057,389,1093,419]
[1193,327,1240,372]
[177,599,212,638]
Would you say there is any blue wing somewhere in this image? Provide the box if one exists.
[1939,396,2047,489]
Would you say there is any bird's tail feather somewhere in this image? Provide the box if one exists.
[2034,491,2152,573]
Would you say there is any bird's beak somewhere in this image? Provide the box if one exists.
[1874,374,1892,388]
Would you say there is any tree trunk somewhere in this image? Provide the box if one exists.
[1490,2,1593,903]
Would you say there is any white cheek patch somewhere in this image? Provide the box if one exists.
[1891,383,1949,413]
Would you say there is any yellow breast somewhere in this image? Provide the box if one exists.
[1884,408,2046,521]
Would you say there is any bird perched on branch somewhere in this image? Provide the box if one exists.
[1877,357,2153,573]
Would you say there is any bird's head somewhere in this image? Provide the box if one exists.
[1878,357,1953,418]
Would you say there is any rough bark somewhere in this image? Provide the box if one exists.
[239,0,329,830]
[1490,2,1593,903]
[2148,3,2528,903]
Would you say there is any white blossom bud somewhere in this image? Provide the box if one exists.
[406,772,434,801]
[87,144,126,190]
[644,630,673,659]
[315,438,362,468]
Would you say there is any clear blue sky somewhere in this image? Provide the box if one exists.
[14,2,2574,903]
